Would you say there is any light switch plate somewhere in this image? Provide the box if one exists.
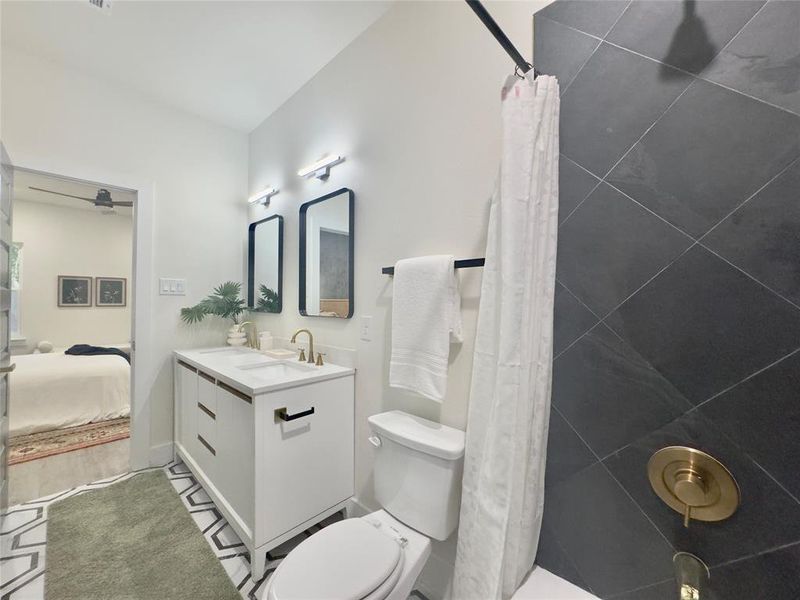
[360,316,372,341]
[159,278,186,296]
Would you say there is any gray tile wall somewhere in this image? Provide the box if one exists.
[534,2,800,598]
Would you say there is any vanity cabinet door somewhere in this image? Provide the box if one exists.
[176,361,198,455]
[215,382,255,529]
[255,376,354,545]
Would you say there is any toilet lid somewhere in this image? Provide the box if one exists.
[269,519,402,600]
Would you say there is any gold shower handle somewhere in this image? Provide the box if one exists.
[648,446,740,528]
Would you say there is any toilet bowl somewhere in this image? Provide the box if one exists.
[263,510,431,600]
[261,411,465,600]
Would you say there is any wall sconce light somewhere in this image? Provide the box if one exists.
[297,154,344,180]
[248,187,279,206]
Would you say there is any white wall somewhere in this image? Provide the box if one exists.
[1,48,249,457]
[13,199,132,354]
[248,2,550,596]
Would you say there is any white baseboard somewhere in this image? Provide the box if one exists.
[148,442,174,467]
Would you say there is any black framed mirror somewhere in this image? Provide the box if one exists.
[248,214,283,313]
[299,188,354,318]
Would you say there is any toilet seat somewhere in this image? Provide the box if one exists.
[267,518,405,600]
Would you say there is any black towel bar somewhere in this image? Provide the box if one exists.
[382,258,485,276]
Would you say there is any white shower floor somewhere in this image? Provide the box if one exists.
[513,566,600,600]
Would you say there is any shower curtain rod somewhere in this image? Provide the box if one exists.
[466,0,539,77]
[382,258,486,276]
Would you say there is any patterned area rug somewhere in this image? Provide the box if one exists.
[0,461,429,600]
[9,418,130,465]
[0,462,342,600]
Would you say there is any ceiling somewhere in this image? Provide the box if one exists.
[1,1,393,132]
[14,170,135,217]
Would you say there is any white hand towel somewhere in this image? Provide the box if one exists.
[389,255,463,402]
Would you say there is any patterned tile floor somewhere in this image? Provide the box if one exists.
[0,460,343,600]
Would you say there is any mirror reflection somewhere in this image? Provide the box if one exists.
[248,214,283,313]
[299,188,353,318]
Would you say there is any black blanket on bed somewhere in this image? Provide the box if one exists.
[65,344,130,364]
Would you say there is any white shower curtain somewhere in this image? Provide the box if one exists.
[451,73,560,600]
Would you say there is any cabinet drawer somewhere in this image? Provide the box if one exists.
[176,361,199,456]
[198,370,217,413]
[197,403,216,449]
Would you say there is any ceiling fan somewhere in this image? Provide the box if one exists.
[28,186,133,208]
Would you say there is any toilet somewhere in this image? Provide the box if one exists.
[262,410,466,600]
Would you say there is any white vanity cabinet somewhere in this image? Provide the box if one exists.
[173,349,354,576]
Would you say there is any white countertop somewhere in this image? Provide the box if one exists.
[175,346,355,396]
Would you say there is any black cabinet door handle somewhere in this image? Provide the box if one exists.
[275,407,315,422]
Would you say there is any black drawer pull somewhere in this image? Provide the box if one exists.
[218,380,252,404]
[177,360,197,373]
[198,402,216,420]
[197,434,216,455]
[275,407,315,422]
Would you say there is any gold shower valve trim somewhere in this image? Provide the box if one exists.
[648,446,740,528]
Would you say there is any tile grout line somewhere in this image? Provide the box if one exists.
[710,539,800,571]
[598,346,800,464]
[600,0,635,41]
[698,242,800,312]
[597,241,698,323]
[541,518,598,597]
[548,0,633,97]
[708,0,769,60]
[551,399,679,555]
[562,153,800,362]
[598,78,696,182]
[690,345,800,412]
[602,35,800,118]
[552,317,602,361]
[558,180,602,227]
[751,459,800,507]
[599,460,678,553]
[547,9,800,119]
[695,153,800,245]
[600,179,697,242]
[557,155,603,226]
[551,404,602,463]
[606,576,674,600]
[556,277,605,322]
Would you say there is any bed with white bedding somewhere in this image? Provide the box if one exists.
[9,351,130,437]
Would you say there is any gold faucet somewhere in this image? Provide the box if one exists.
[290,329,315,364]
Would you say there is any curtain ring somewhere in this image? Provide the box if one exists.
[514,62,535,79]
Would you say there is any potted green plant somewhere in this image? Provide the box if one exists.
[180,281,248,345]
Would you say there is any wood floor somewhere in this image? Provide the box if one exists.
[7,438,130,505]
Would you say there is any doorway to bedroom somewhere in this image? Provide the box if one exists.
[6,169,134,505]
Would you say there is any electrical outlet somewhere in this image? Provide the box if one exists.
[360,316,372,341]
[159,278,186,296]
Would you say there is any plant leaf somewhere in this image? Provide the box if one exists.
[180,305,208,324]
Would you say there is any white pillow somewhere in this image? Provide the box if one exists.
[37,340,54,353]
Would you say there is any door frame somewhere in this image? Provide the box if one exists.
[12,160,154,471]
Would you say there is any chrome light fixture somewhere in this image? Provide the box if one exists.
[297,155,344,180]
[248,187,279,206]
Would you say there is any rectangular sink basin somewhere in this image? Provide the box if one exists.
[237,361,316,381]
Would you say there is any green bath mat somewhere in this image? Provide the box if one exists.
[45,470,241,600]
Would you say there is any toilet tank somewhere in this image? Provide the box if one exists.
[368,411,465,540]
